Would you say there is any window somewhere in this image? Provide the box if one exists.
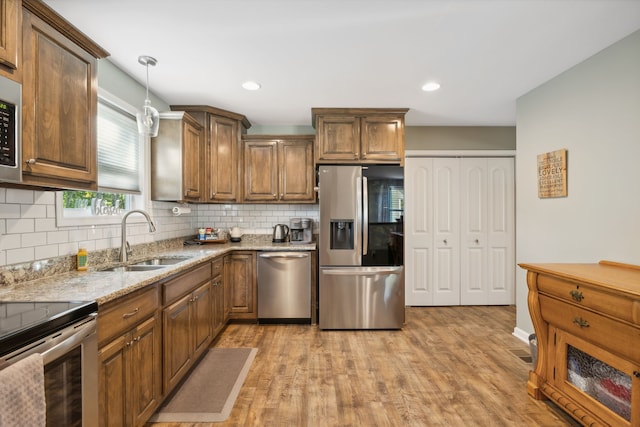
[389,185,404,222]
[56,90,147,226]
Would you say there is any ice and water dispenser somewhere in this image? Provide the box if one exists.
[330,219,354,250]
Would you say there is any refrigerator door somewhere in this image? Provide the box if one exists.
[319,165,362,266]
[319,266,405,329]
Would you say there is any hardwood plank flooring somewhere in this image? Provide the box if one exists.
[148,306,579,427]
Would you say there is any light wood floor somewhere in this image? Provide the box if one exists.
[148,306,580,427]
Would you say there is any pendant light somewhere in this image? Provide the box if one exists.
[136,55,160,137]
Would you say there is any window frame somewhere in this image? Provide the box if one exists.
[55,89,151,227]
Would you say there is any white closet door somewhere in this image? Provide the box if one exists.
[432,158,460,306]
[460,158,488,304]
[404,157,434,305]
[486,157,515,305]
[460,157,515,305]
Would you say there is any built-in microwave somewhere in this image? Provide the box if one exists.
[0,75,21,183]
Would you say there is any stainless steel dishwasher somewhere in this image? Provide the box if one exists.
[257,251,311,323]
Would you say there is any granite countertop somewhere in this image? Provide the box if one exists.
[0,240,315,306]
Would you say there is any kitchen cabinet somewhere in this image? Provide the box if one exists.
[312,108,408,165]
[151,111,204,202]
[0,0,19,74]
[21,1,108,190]
[520,261,640,427]
[98,285,161,427]
[211,257,226,336]
[404,157,515,306]
[162,262,213,393]
[224,251,257,320]
[170,105,251,203]
[242,135,315,203]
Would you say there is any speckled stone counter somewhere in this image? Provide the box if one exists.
[0,237,315,306]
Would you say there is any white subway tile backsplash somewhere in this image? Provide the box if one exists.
[0,204,21,219]
[7,247,35,264]
[20,204,47,218]
[6,189,34,204]
[34,191,55,205]
[22,232,48,247]
[0,234,20,250]
[47,230,70,245]
[34,244,59,260]
[6,218,35,234]
[35,218,57,232]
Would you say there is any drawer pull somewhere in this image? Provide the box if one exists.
[122,308,139,319]
[572,317,590,328]
[634,371,640,378]
[569,290,584,302]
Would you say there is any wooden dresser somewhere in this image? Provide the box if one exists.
[520,261,640,427]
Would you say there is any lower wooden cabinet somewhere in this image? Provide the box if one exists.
[163,279,212,393]
[224,251,257,320]
[98,315,162,427]
[211,257,226,336]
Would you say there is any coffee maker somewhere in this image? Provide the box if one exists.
[289,217,313,244]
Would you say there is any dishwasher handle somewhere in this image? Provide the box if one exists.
[259,252,309,259]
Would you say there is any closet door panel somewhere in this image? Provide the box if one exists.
[404,158,434,305]
[433,158,459,306]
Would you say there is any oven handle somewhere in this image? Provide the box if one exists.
[42,315,97,365]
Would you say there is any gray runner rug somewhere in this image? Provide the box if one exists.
[149,347,257,422]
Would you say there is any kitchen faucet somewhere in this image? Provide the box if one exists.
[120,209,157,262]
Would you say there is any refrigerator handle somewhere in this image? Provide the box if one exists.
[356,175,363,256]
[362,175,368,255]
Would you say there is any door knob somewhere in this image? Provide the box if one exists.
[443,239,447,245]
[475,239,479,244]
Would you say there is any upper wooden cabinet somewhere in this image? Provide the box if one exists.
[242,135,315,203]
[171,105,250,203]
[21,1,108,190]
[151,111,204,202]
[312,108,408,165]
[0,0,20,74]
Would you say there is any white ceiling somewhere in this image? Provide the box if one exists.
[43,0,640,127]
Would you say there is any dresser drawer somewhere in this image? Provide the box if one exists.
[212,257,223,279]
[539,294,640,362]
[163,262,212,304]
[98,285,159,344]
[537,273,634,323]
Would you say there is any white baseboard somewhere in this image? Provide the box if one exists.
[512,327,533,344]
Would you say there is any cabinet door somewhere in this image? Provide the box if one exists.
[243,139,278,202]
[208,115,239,202]
[553,327,639,426]
[315,115,360,162]
[99,334,128,427]
[182,119,203,201]
[224,252,256,319]
[21,9,98,189]
[279,138,315,202]
[0,0,19,70]
[163,293,193,393]
[360,115,404,163]
[130,316,161,427]
[192,281,212,358]
[211,275,225,336]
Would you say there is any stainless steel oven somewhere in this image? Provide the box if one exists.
[0,301,98,427]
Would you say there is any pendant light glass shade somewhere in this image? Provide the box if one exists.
[136,55,160,137]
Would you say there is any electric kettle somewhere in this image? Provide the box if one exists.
[272,224,289,243]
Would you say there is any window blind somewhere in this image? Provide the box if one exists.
[97,98,141,193]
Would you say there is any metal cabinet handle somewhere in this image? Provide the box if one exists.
[443,239,447,245]
[572,317,589,328]
[122,308,139,319]
[569,289,584,302]
[25,158,36,165]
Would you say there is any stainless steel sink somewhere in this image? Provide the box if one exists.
[101,265,167,272]
[132,257,190,266]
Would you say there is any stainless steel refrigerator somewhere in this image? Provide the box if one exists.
[318,165,405,329]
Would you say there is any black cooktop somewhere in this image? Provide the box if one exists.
[0,300,97,358]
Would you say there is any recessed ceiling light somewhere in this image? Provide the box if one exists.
[421,82,441,92]
[242,81,261,91]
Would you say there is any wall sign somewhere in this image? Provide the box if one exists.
[537,149,567,198]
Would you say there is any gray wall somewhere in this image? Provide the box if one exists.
[515,30,640,337]
[406,126,515,150]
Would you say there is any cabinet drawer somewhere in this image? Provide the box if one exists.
[98,285,159,344]
[212,257,223,279]
[537,273,634,323]
[539,294,640,362]
[163,262,212,304]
